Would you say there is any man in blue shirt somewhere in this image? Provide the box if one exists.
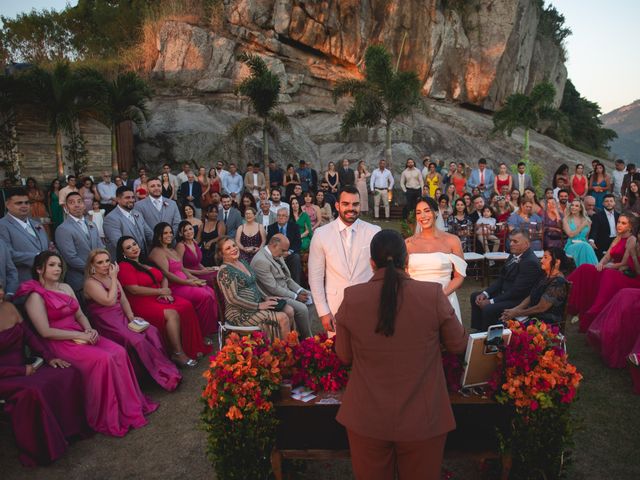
[222,163,244,201]
[296,160,312,193]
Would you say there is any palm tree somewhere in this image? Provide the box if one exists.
[332,44,422,165]
[20,62,103,179]
[230,52,291,189]
[492,82,562,165]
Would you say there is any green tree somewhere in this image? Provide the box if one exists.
[492,82,562,165]
[20,62,104,178]
[0,75,23,183]
[332,44,422,165]
[230,52,291,189]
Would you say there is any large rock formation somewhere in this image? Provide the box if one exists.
[602,99,640,164]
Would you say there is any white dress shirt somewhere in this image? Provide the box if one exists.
[605,209,617,237]
[370,168,395,190]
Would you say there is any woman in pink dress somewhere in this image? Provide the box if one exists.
[175,220,218,288]
[16,252,157,437]
[84,249,181,391]
[567,214,640,332]
[148,223,219,341]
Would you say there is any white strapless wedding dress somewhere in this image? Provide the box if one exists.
[407,252,467,323]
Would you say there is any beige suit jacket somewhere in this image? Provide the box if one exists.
[250,247,303,299]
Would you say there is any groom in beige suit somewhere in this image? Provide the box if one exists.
[309,186,381,333]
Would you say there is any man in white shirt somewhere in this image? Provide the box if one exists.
[269,189,289,215]
[612,159,627,202]
[176,162,191,185]
[399,158,424,219]
[256,199,276,228]
[216,161,229,187]
[369,159,395,220]
[222,163,244,201]
[97,172,117,213]
[132,167,146,191]
[58,175,78,206]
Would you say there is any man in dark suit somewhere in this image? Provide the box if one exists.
[512,161,533,194]
[179,172,203,216]
[119,170,135,190]
[220,194,242,238]
[588,193,619,259]
[266,207,302,284]
[338,158,355,187]
[103,186,153,259]
[470,230,543,331]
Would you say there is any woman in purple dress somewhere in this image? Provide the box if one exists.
[84,249,181,391]
[148,223,219,341]
[0,283,88,466]
[16,252,157,437]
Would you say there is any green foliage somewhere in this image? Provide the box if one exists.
[511,162,545,197]
[0,75,21,183]
[538,4,572,51]
[236,53,282,119]
[64,128,89,176]
[493,82,558,135]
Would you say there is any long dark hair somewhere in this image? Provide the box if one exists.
[32,251,64,280]
[371,230,407,337]
[175,220,192,243]
[152,222,172,248]
[115,235,159,286]
[545,247,574,275]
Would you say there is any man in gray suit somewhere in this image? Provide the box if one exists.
[0,237,19,299]
[103,186,153,258]
[512,161,533,195]
[55,192,104,293]
[256,199,276,229]
[0,187,50,282]
[251,234,312,338]
[220,194,242,238]
[134,178,181,233]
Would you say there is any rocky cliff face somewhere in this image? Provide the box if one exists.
[602,100,640,164]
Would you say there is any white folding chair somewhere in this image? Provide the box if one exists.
[217,322,261,350]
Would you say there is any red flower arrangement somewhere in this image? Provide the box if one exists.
[290,334,349,392]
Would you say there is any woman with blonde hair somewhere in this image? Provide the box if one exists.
[355,160,371,214]
[563,199,598,266]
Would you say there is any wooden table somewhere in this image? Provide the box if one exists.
[272,388,509,479]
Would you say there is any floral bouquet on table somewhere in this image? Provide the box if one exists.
[290,333,349,392]
[487,320,583,480]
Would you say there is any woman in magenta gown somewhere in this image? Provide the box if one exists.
[16,252,158,438]
[567,214,640,332]
[84,249,181,391]
[116,237,208,365]
[148,223,219,340]
[0,285,88,466]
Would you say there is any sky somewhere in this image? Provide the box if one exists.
[1,0,638,113]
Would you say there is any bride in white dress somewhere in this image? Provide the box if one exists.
[406,197,467,322]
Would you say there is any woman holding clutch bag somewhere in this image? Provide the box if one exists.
[84,249,181,391]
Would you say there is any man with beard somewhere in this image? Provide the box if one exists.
[400,158,424,219]
[308,186,381,335]
[557,189,570,216]
[589,193,620,259]
[103,186,153,258]
[134,178,182,234]
[584,196,597,218]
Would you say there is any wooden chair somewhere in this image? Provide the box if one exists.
[456,224,486,283]
[484,223,510,283]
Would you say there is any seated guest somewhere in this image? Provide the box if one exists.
[563,199,598,267]
[220,194,243,238]
[0,187,50,282]
[116,236,208,365]
[176,220,219,287]
[542,198,564,249]
[588,194,620,259]
[216,236,294,340]
[507,198,543,251]
[238,191,257,218]
[290,197,313,251]
[568,214,640,332]
[133,178,181,234]
[84,249,181,391]
[500,247,571,326]
[468,194,485,224]
[0,282,88,466]
[250,234,313,338]
[269,188,290,215]
[178,172,202,217]
[470,230,543,331]
[302,191,322,231]
[257,199,276,228]
[55,192,104,294]
[200,205,226,267]
[335,230,468,480]
[0,238,19,299]
[16,252,158,437]
[148,223,219,342]
[103,186,153,259]
[316,190,333,226]
[244,162,266,199]
[181,203,203,244]
[267,208,303,284]
[235,207,266,263]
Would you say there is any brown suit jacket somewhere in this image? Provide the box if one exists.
[335,269,468,442]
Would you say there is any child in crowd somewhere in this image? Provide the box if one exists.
[476,205,499,252]
[88,200,106,239]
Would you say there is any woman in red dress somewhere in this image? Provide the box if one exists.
[569,164,587,201]
[493,163,512,195]
[452,163,467,197]
[567,214,640,332]
[116,236,209,366]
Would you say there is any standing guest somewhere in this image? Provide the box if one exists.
[244,162,266,199]
[176,221,220,288]
[103,186,153,259]
[134,178,182,235]
[507,198,543,251]
[257,199,277,228]
[445,184,458,204]
[84,249,181,391]
[355,161,370,214]
[307,161,320,192]
[512,162,532,195]
[222,163,243,202]
[283,163,301,200]
[179,172,203,217]
[17,251,158,437]
[587,159,599,181]
[88,200,106,240]
[220,194,243,238]
[116,236,207,364]
[235,207,266,263]
[335,230,467,480]
[451,162,467,197]
[199,205,226,267]
[207,167,222,196]
[0,282,88,467]
[552,164,570,190]
[325,161,340,193]
[79,177,100,214]
[542,198,564,249]
[296,160,312,193]
[197,166,212,210]
[584,195,597,218]
[176,162,191,186]
[493,162,512,195]
[424,162,442,198]
[309,186,381,333]
[290,197,313,252]
[316,190,333,226]
[58,175,78,207]
[135,173,149,200]
[320,180,338,213]
[420,156,432,178]
[470,231,543,330]
[47,179,64,231]
[588,193,620,259]
[0,188,51,282]
[370,159,394,220]
[132,167,147,191]
[0,238,19,298]
[563,200,598,266]
[557,189,570,217]
[181,204,203,244]
[269,188,290,215]
[55,192,104,293]
[119,171,134,190]
[268,160,284,190]
[468,158,495,200]
[238,191,257,218]
[160,172,176,200]
[97,172,117,213]
[569,164,588,201]
[621,163,640,200]
[267,208,303,284]
[216,237,294,340]
[251,234,313,338]
[149,223,219,342]
[338,158,356,188]
[623,181,640,216]
[215,161,230,186]
[159,164,180,195]
[443,161,457,187]
[26,177,47,220]
[612,159,627,202]
[400,158,424,219]
[588,163,611,209]
[302,191,322,231]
